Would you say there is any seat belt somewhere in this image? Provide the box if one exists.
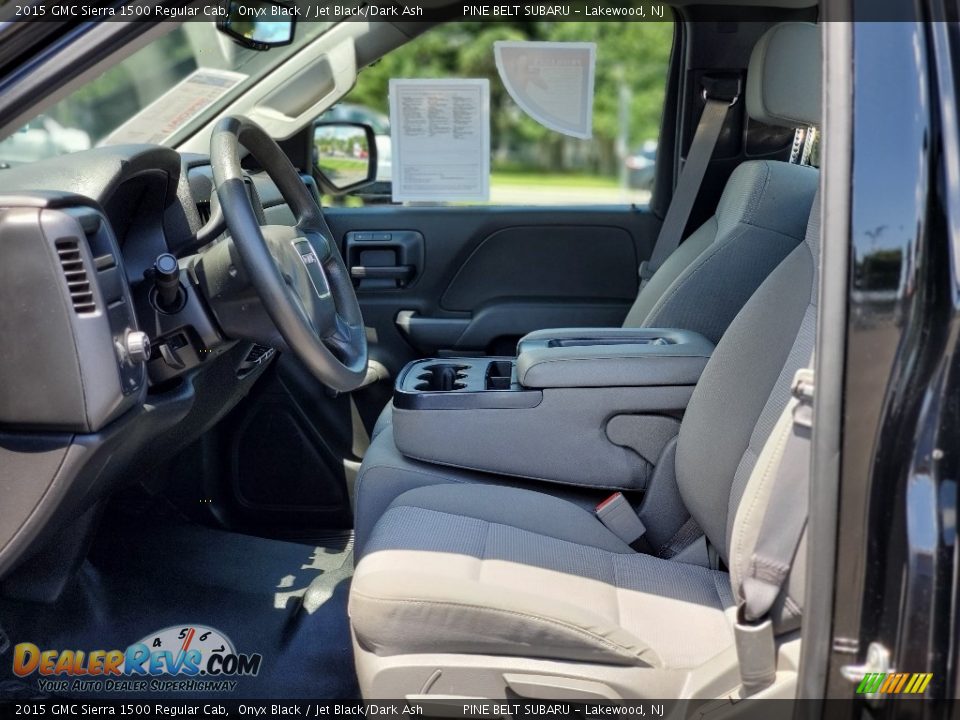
[733,367,814,695]
[638,80,739,289]
[595,492,654,553]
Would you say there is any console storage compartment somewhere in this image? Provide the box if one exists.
[391,328,714,490]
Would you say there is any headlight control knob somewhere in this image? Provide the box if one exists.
[125,330,151,364]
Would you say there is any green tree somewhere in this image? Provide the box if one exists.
[346,19,674,176]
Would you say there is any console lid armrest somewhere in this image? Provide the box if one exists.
[516,328,714,389]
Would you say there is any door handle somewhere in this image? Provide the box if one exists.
[344,230,424,289]
[350,265,414,281]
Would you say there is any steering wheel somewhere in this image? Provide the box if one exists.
[210,115,367,392]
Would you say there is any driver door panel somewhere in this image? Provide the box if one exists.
[327,205,654,359]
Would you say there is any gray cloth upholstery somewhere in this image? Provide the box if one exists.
[369,485,635,554]
[674,246,812,562]
[746,22,822,129]
[351,188,821,670]
[351,484,736,669]
[623,21,820,335]
[354,429,610,558]
[677,192,820,632]
[622,160,818,338]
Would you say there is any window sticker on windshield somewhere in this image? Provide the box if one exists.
[494,41,596,139]
[103,69,247,146]
[389,79,490,203]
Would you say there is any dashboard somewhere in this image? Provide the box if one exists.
[0,144,296,583]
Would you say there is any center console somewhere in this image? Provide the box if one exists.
[391,328,714,491]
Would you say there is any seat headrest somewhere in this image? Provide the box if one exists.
[746,23,822,129]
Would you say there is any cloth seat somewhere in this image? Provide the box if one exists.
[357,22,821,552]
[351,182,819,670]
[352,484,736,669]
[349,22,822,697]
[355,428,609,558]
[351,188,820,693]
[367,157,818,443]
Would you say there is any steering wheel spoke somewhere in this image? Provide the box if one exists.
[321,312,362,362]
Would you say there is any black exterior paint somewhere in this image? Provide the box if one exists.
[825,8,960,709]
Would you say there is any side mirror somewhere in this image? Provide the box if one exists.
[313,122,378,195]
[217,0,296,51]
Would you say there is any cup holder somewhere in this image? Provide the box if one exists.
[414,363,469,392]
[485,360,513,390]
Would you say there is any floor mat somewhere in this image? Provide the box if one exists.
[0,521,358,699]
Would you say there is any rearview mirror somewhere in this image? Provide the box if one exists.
[313,122,378,195]
[217,0,296,51]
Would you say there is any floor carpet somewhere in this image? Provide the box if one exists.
[0,520,358,699]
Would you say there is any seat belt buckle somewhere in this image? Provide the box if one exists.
[595,492,647,548]
[734,605,777,696]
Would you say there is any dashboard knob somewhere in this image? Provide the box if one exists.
[156,253,179,278]
[125,330,151,364]
[153,253,183,312]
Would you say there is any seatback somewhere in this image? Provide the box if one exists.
[623,22,821,345]
[674,22,821,632]
[624,161,817,343]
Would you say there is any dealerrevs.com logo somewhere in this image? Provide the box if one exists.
[12,625,262,693]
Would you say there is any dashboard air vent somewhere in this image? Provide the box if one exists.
[237,344,276,379]
[55,238,97,314]
[196,199,212,225]
[245,344,274,364]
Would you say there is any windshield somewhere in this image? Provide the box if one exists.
[0,21,331,167]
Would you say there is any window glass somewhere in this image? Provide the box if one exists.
[322,20,674,206]
[0,22,332,167]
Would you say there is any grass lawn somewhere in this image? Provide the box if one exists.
[490,170,620,189]
[321,169,643,206]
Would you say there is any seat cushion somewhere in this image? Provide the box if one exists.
[350,484,736,670]
[354,427,610,559]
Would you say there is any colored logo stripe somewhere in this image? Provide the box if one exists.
[856,672,933,694]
